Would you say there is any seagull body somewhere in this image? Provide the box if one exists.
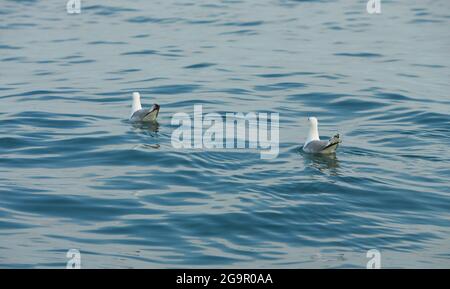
[303,117,341,154]
[129,92,160,122]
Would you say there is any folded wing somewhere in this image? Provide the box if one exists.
[130,108,158,122]
[303,134,341,154]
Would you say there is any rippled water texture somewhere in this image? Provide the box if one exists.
[1,0,449,268]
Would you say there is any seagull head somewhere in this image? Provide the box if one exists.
[306,116,320,142]
[132,91,141,102]
[131,92,143,117]
[308,116,318,126]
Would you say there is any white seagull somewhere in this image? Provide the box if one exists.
[303,117,341,154]
[129,92,160,122]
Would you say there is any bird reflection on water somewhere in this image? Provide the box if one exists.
[130,121,160,149]
[131,120,160,133]
[302,151,340,175]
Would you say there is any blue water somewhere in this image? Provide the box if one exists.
[1,0,450,268]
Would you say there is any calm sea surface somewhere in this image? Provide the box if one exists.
[1,0,449,268]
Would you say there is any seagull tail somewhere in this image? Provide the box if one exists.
[329,133,341,144]
[322,134,342,151]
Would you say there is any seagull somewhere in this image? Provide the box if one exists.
[303,117,341,154]
[129,92,160,122]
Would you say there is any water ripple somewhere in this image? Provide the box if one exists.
[0,0,449,269]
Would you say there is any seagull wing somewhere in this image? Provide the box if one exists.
[303,134,341,154]
[130,108,158,122]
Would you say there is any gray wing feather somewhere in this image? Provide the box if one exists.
[303,140,330,153]
[303,134,341,154]
[130,109,157,122]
